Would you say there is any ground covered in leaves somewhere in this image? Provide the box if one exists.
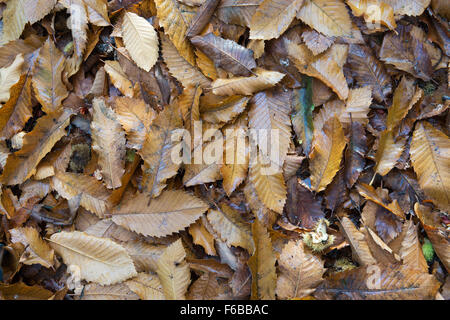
[0,0,449,300]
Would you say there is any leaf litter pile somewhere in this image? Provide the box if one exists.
[0,0,449,300]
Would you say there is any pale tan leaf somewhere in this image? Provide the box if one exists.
[1,0,27,43]
[49,231,137,285]
[156,239,191,300]
[112,190,209,237]
[68,0,89,58]
[211,68,285,96]
[249,90,292,169]
[80,283,139,300]
[121,241,165,273]
[126,272,165,300]
[114,97,156,150]
[9,227,54,268]
[23,0,57,25]
[84,219,138,242]
[122,11,159,72]
[0,53,24,102]
[339,216,377,265]
[139,104,182,197]
[207,204,254,253]
[276,240,324,299]
[91,98,126,189]
[51,171,111,218]
[32,38,68,113]
[84,0,110,26]
[410,122,450,212]
[161,35,211,89]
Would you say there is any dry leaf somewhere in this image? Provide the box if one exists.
[49,231,137,285]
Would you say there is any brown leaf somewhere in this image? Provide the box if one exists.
[276,240,324,299]
[191,33,256,76]
[315,265,440,299]
[1,110,73,185]
[186,0,221,37]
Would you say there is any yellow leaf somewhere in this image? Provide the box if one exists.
[211,68,284,96]
[310,116,347,192]
[49,231,137,285]
[249,153,287,214]
[221,113,249,195]
[188,220,217,256]
[114,97,156,150]
[32,38,68,113]
[207,204,254,252]
[51,171,112,218]
[111,190,209,237]
[200,94,250,123]
[249,0,304,40]
[156,239,191,300]
[104,60,134,97]
[84,0,110,26]
[373,129,406,176]
[297,0,352,37]
[9,227,54,269]
[91,98,126,189]
[287,42,349,100]
[410,122,450,212]
[122,11,159,72]
[248,219,277,300]
[347,0,397,30]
